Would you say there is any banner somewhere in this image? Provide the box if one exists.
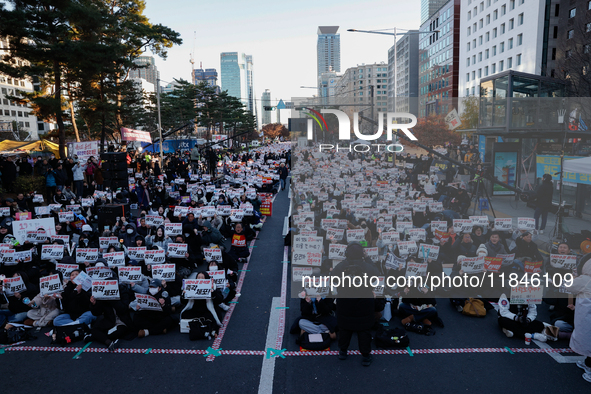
[536,155,591,185]
[12,218,56,244]
[70,141,99,162]
[120,127,152,143]
[92,280,120,300]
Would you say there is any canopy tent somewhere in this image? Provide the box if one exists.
[563,156,591,175]
[0,140,62,158]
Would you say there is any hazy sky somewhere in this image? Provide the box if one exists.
[143,0,420,117]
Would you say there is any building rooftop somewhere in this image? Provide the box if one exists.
[318,26,339,35]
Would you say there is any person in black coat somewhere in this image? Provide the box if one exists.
[331,243,380,366]
[1,156,17,192]
[533,173,554,232]
[53,269,96,326]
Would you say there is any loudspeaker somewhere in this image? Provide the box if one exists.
[102,161,127,171]
[98,204,128,231]
[101,152,127,162]
[103,179,128,190]
[103,169,128,180]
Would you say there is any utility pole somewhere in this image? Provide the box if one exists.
[156,78,163,163]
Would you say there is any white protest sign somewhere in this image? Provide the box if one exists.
[373,276,385,296]
[0,207,10,217]
[326,227,344,241]
[396,221,413,233]
[128,247,146,261]
[405,262,428,277]
[183,279,212,299]
[453,219,473,233]
[207,270,227,289]
[76,248,99,264]
[292,250,322,266]
[92,279,120,300]
[203,248,222,262]
[104,251,126,267]
[41,245,64,260]
[26,230,47,243]
[419,244,440,260]
[381,231,400,245]
[328,244,347,260]
[292,267,314,284]
[385,253,406,270]
[81,198,94,207]
[145,215,164,227]
[135,293,162,311]
[3,276,26,296]
[167,243,187,258]
[152,264,176,282]
[346,229,365,242]
[364,247,379,261]
[52,234,70,244]
[216,205,232,216]
[11,218,56,244]
[517,217,536,231]
[12,249,32,264]
[230,209,245,222]
[550,254,577,270]
[495,218,513,231]
[408,228,427,242]
[469,216,489,226]
[34,206,51,216]
[165,223,182,237]
[99,237,118,250]
[397,241,418,256]
[461,256,485,274]
[72,271,92,291]
[497,253,515,265]
[58,211,74,223]
[40,274,63,296]
[1,249,16,266]
[86,266,113,279]
[144,249,166,265]
[117,266,142,284]
[430,221,448,233]
[320,219,337,230]
[510,285,544,304]
[55,263,79,279]
[32,194,44,203]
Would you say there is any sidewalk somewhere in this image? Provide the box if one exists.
[469,195,591,253]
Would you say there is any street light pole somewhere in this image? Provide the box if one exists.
[156,78,164,164]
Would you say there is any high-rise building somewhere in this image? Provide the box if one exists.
[334,63,389,128]
[419,0,461,117]
[388,30,420,114]
[554,0,590,89]
[245,55,254,113]
[0,36,52,139]
[317,26,341,94]
[422,0,449,24]
[192,68,218,87]
[317,70,341,103]
[220,52,254,113]
[129,56,159,87]
[459,0,550,98]
[261,89,272,125]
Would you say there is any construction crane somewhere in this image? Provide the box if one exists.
[189,31,196,83]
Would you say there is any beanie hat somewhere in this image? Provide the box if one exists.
[477,244,488,256]
[345,242,364,260]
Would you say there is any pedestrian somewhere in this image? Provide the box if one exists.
[331,242,380,366]
[533,173,553,234]
[277,162,289,191]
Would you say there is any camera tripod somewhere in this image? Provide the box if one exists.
[471,176,496,218]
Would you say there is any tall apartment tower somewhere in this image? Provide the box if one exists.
[245,55,254,113]
[317,26,341,95]
[422,0,449,24]
[129,56,159,87]
[261,89,272,125]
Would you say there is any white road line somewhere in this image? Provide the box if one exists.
[258,297,281,394]
[533,340,585,364]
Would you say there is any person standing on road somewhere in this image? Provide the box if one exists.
[331,242,380,366]
[532,173,553,234]
[569,255,591,383]
[277,162,289,191]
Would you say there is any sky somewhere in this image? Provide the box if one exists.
[143,0,421,121]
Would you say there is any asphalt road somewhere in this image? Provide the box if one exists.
[2,185,590,394]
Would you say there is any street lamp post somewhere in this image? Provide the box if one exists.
[348,27,438,164]
[156,78,164,164]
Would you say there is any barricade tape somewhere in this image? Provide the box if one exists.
[3,346,574,356]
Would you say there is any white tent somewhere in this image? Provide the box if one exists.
[563,156,591,175]
[352,139,371,145]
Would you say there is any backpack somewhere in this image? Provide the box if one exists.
[462,298,487,317]
[51,324,89,345]
[0,326,36,344]
[296,332,331,351]
[374,326,409,348]
[189,318,216,341]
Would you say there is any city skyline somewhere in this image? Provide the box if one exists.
[141,0,420,114]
